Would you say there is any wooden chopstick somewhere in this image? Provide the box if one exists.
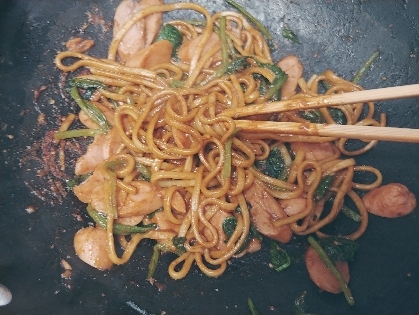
[222,84,419,118]
[234,120,419,143]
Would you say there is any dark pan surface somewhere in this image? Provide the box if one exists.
[0,0,418,314]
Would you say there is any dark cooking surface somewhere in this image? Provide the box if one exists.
[0,0,418,314]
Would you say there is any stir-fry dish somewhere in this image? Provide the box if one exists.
[53,0,416,305]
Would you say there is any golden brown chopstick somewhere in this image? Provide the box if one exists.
[234,120,419,143]
[222,84,419,118]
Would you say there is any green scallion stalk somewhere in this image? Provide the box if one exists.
[147,244,161,279]
[225,0,273,45]
[86,205,157,235]
[69,87,111,132]
[54,128,106,140]
[352,50,379,84]
[307,236,355,306]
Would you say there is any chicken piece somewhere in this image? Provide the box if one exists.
[276,55,303,100]
[279,197,307,216]
[74,226,114,270]
[362,183,416,218]
[65,37,95,53]
[291,141,336,161]
[125,40,172,69]
[151,210,180,233]
[78,102,115,129]
[202,210,231,250]
[178,32,222,65]
[74,127,122,175]
[244,182,293,243]
[116,215,144,226]
[113,0,163,62]
[305,246,350,294]
[74,168,163,218]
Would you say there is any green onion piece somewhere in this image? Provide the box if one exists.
[352,50,379,84]
[86,205,157,235]
[314,175,333,201]
[269,240,291,272]
[307,236,355,306]
[292,291,315,315]
[282,27,301,44]
[225,0,273,45]
[54,128,106,140]
[222,136,233,181]
[340,205,362,222]
[136,163,152,182]
[247,298,260,315]
[105,168,118,218]
[69,87,111,132]
[147,244,161,279]
[69,78,105,90]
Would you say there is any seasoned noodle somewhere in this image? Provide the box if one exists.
[55,2,390,279]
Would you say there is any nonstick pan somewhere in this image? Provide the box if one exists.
[0,0,418,314]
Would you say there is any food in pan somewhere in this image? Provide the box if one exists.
[52,0,416,305]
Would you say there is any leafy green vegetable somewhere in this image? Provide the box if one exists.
[254,146,288,180]
[69,87,111,132]
[269,240,291,272]
[299,110,324,123]
[328,108,346,124]
[155,24,183,56]
[282,27,301,44]
[225,56,251,74]
[314,175,333,201]
[247,298,260,315]
[222,216,251,253]
[253,59,288,101]
[292,291,315,315]
[317,236,359,262]
[308,236,355,305]
[86,205,157,235]
[66,173,91,190]
[172,236,187,255]
[225,0,274,49]
[300,108,346,125]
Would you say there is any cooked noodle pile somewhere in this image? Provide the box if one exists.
[55,2,388,279]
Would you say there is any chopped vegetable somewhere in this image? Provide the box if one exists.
[253,59,288,100]
[314,175,333,201]
[317,236,358,262]
[66,173,91,190]
[269,240,291,272]
[147,244,161,279]
[225,56,251,74]
[86,205,157,235]
[69,78,105,90]
[172,236,187,255]
[340,204,362,222]
[307,236,355,306]
[69,87,111,132]
[254,146,288,180]
[136,163,152,182]
[247,298,260,315]
[155,24,183,56]
[225,0,274,49]
[222,215,251,253]
[54,128,107,140]
[222,135,233,181]
[352,50,380,84]
[282,27,301,44]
